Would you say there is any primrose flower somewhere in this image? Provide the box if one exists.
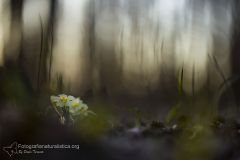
[80,104,94,116]
[59,94,68,103]
[68,98,89,116]
[66,98,82,108]
[51,95,63,107]
[50,94,95,120]
[50,94,75,108]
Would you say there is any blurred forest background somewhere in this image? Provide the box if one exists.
[1,1,240,160]
[0,0,240,119]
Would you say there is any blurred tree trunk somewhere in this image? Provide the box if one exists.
[231,0,240,110]
[231,0,240,74]
[5,0,24,66]
[86,0,98,95]
[45,0,58,89]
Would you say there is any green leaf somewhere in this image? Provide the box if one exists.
[178,67,184,97]
[165,104,180,124]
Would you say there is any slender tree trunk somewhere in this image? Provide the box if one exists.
[5,0,24,67]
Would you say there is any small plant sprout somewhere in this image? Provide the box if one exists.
[50,94,95,125]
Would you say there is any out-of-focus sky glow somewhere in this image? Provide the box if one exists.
[51,0,89,93]
[94,0,232,95]
[1,0,233,95]
[53,0,232,95]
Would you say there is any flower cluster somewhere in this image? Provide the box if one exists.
[50,94,94,117]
